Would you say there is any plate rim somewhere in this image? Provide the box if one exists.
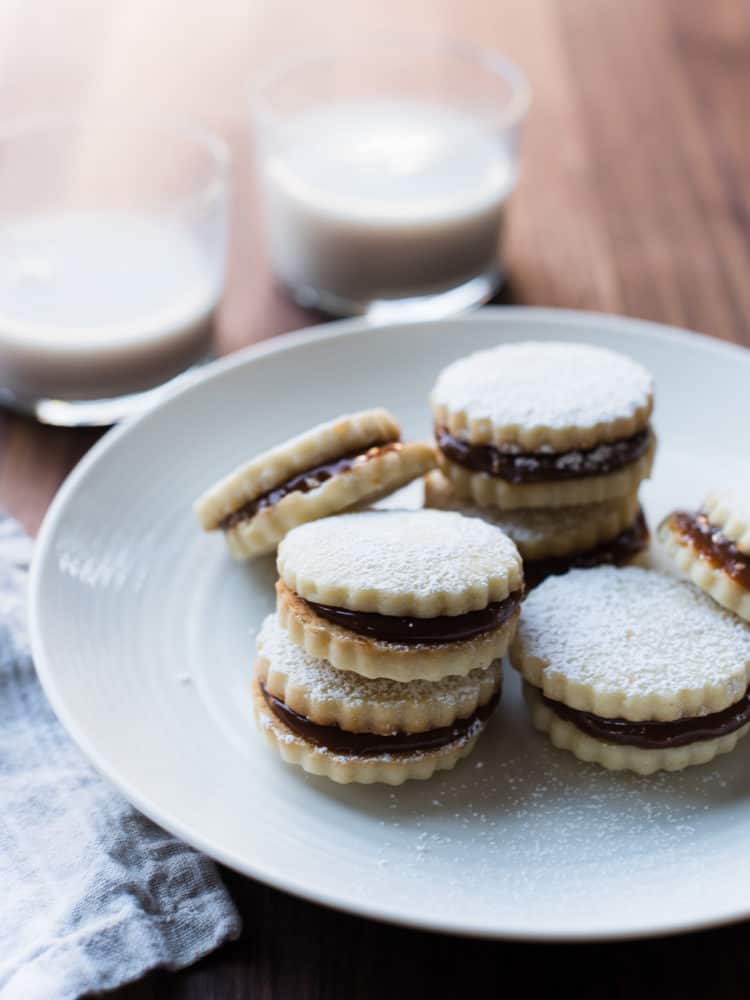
[29,306,750,942]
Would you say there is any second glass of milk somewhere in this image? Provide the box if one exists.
[253,38,530,319]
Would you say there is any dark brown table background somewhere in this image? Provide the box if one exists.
[2,0,750,995]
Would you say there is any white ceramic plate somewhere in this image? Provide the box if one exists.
[31,308,750,941]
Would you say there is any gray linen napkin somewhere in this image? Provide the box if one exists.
[0,515,241,1000]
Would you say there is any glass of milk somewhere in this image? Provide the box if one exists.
[0,115,229,425]
[253,37,530,319]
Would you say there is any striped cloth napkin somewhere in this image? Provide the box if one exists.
[0,515,240,1000]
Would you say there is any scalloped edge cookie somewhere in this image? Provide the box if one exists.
[252,677,486,785]
[436,432,656,510]
[196,408,399,530]
[257,614,502,733]
[277,581,520,681]
[523,682,750,775]
[277,509,523,617]
[703,492,750,555]
[510,566,750,721]
[430,342,654,451]
[223,440,435,559]
[658,516,750,624]
[423,471,642,560]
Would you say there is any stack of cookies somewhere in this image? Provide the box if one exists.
[426,341,656,587]
[196,341,750,780]
[251,509,524,783]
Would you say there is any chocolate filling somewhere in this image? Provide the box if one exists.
[262,683,500,756]
[220,440,401,530]
[542,689,750,750]
[667,510,750,591]
[524,509,650,590]
[304,591,521,645]
[435,426,651,484]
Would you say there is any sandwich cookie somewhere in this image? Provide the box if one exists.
[511,566,750,774]
[253,614,502,784]
[276,509,524,681]
[430,341,656,509]
[659,492,750,623]
[195,408,435,559]
[424,471,649,588]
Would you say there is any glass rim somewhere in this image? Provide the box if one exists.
[253,33,532,133]
[0,111,231,206]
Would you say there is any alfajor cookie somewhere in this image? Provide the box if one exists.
[424,471,649,588]
[659,493,750,623]
[430,341,656,509]
[511,566,750,774]
[276,509,524,681]
[253,613,501,784]
[194,408,435,559]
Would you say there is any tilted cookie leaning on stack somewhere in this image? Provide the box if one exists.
[511,566,750,774]
[253,509,524,784]
[194,408,435,558]
[426,341,656,586]
[658,490,750,623]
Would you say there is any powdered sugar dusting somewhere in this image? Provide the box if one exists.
[277,509,522,615]
[257,613,500,709]
[518,567,750,701]
[431,341,653,434]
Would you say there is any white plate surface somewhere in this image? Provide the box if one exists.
[31,308,750,941]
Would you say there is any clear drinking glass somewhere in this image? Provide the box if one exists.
[0,115,230,426]
[253,36,530,320]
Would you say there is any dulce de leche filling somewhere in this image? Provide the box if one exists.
[435,426,651,484]
[304,591,521,645]
[262,682,500,756]
[666,510,750,591]
[220,439,402,530]
[543,689,750,750]
[524,509,649,590]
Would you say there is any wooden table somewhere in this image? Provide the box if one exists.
[3,0,750,995]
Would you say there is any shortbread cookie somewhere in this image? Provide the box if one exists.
[434,438,656,510]
[431,341,654,450]
[278,508,523,616]
[194,409,435,559]
[523,682,749,776]
[256,612,502,733]
[430,342,655,509]
[511,566,750,774]
[424,471,649,587]
[277,580,518,681]
[276,509,523,681]
[252,677,493,784]
[659,500,750,623]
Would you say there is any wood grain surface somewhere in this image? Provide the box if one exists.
[2,0,750,995]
